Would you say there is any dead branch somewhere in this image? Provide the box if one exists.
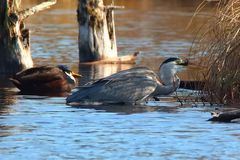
[105,5,125,10]
[18,0,57,20]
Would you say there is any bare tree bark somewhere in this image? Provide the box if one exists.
[78,0,137,63]
[0,0,56,75]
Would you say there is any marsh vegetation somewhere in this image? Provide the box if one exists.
[192,0,240,105]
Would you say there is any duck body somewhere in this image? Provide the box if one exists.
[10,66,79,96]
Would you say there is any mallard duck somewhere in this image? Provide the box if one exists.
[10,65,81,96]
[66,57,188,105]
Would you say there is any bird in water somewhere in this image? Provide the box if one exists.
[10,65,81,96]
[66,57,188,105]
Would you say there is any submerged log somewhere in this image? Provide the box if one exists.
[80,51,139,64]
[179,80,205,90]
[208,109,240,122]
[0,0,56,75]
[78,0,137,63]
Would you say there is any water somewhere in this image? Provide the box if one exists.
[1,0,240,159]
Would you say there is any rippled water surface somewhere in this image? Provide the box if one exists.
[1,0,240,159]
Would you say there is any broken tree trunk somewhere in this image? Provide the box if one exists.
[0,0,56,75]
[78,0,137,63]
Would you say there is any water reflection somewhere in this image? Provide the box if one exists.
[71,103,180,115]
[0,88,17,113]
[0,88,18,138]
[0,125,16,137]
[0,125,35,138]
[78,63,135,85]
[0,77,15,88]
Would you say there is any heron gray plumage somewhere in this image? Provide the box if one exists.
[66,57,188,105]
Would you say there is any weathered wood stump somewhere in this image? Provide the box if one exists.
[78,0,137,63]
[0,0,56,75]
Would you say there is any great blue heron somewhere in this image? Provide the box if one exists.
[10,65,81,96]
[66,57,188,105]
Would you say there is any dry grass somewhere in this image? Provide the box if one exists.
[192,0,240,104]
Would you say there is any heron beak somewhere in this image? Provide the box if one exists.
[177,58,189,66]
[71,72,82,78]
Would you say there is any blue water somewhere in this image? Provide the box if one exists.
[1,94,240,160]
[1,0,240,159]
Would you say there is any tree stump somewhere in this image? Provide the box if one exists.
[78,0,137,63]
[0,0,56,75]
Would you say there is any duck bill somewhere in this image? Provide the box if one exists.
[72,72,82,78]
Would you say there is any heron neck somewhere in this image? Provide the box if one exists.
[159,65,178,85]
[151,77,180,97]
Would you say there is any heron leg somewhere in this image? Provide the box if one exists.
[152,96,161,101]
[175,91,183,106]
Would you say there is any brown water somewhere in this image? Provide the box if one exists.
[24,0,207,82]
[1,0,240,160]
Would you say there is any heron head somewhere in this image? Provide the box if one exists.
[159,57,188,85]
[57,65,82,83]
[160,57,188,72]
[160,57,188,67]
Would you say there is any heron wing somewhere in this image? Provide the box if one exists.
[67,69,158,104]
[107,66,157,79]
[84,67,159,86]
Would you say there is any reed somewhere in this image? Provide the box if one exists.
[193,0,240,104]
